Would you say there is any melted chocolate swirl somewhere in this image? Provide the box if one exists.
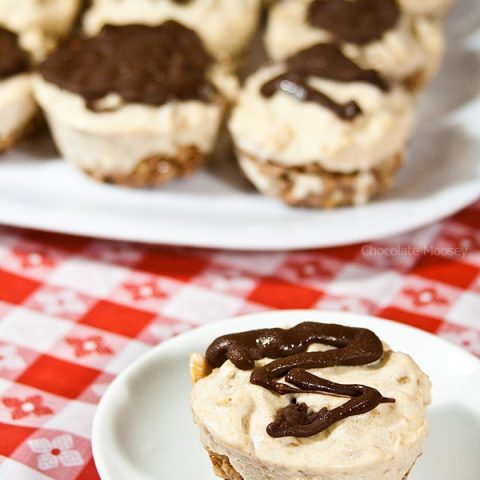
[260,43,388,121]
[39,21,213,110]
[206,322,395,438]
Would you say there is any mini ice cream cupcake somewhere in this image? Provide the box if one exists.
[0,27,40,152]
[191,322,432,480]
[264,0,445,90]
[0,0,81,39]
[229,43,415,208]
[33,21,237,187]
[84,0,262,66]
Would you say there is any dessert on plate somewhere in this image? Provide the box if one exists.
[264,0,445,90]
[33,21,237,187]
[0,0,81,40]
[83,0,262,66]
[229,43,415,208]
[0,26,40,152]
[191,321,432,480]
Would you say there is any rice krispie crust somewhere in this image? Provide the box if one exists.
[82,145,206,187]
[207,450,412,480]
[238,149,404,208]
[208,450,245,480]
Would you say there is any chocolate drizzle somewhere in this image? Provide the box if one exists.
[308,0,400,45]
[206,322,395,438]
[260,44,389,121]
[0,27,29,78]
[39,21,214,110]
[262,72,362,121]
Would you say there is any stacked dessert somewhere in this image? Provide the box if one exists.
[229,43,415,207]
[0,0,454,206]
[228,0,452,207]
[29,0,257,185]
[33,22,236,186]
[191,322,432,480]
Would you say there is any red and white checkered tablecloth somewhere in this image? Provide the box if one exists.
[0,201,479,479]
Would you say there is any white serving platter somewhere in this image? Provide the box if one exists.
[0,0,478,250]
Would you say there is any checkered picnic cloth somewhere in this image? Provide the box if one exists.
[0,200,479,479]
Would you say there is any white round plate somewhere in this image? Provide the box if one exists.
[92,310,480,480]
[0,1,479,250]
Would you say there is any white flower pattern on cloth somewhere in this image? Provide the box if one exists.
[201,268,255,292]
[66,335,113,358]
[32,289,89,316]
[124,280,167,301]
[86,241,143,265]
[12,247,56,270]
[404,287,448,307]
[2,395,53,420]
[0,345,27,371]
[28,434,84,471]
[284,259,334,280]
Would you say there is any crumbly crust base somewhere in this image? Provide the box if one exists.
[207,449,412,480]
[207,450,244,480]
[82,145,206,187]
[238,149,404,208]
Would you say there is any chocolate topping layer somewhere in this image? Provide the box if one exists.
[39,21,214,109]
[206,322,395,438]
[0,27,29,78]
[261,44,388,121]
[288,44,388,91]
[308,0,400,45]
[262,72,362,120]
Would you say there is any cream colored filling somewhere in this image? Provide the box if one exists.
[83,0,261,63]
[0,0,81,37]
[191,348,431,480]
[264,0,445,83]
[32,68,236,174]
[229,64,415,172]
[0,74,37,143]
